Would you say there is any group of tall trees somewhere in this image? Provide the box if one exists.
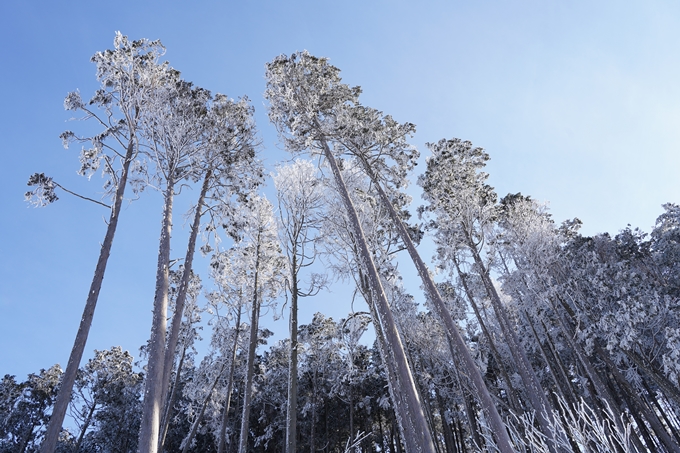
[6,35,680,453]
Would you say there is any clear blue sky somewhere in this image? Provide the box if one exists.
[1,1,679,380]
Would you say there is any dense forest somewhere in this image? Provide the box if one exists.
[4,33,680,453]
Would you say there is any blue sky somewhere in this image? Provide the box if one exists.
[1,1,679,380]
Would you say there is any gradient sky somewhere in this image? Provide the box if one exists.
[1,0,679,380]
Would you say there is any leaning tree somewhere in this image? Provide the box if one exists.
[30,33,174,453]
[265,51,436,453]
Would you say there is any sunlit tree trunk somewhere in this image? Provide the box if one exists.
[453,257,523,414]
[139,174,175,453]
[41,139,135,453]
[468,244,563,452]
[161,169,212,410]
[599,347,680,453]
[320,135,436,453]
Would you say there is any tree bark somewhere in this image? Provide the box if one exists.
[538,319,579,410]
[41,139,135,453]
[310,368,317,453]
[435,387,456,453]
[320,137,436,453]
[453,258,523,414]
[238,240,261,453]
[549,294,633,443]
[446,338,484,451]
[74,400,97,453]
[139,174,175,453]
[359,271,412,453]
[626,349,680,405]
[642,378,680,446]
[160,168,212,422]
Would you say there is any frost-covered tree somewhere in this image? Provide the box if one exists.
[248,337,289,451]
[158,270,203,452]
[230,196,285,453]
[418,138,562,451]
[273,159,326,453]
[157,94,261,452]
[317,156,430,452]
[207,248,251,453]
[491,191,680,451]
[652,203,680,298]
[68,347,141,452]
[547,219,680,452]
[0,365,62,453]
[178,350,227,453]
[137,75,214,453]
[331,104,514,452]
[137,74,261,453]
[35,33,173,453]
[298,314,348,453]
[265,51,436,453]
[337,313,372,447]
[69,347,143,453]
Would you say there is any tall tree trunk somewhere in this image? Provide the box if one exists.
[41,139,136,453]
[356,159,514,453]
[217,306,243,453]
[139,174,175,453]
[286,254,299,453]
[626,349,680,405]
[320,137,436,453]
[348,385,354,452]
[238,243,261,453]
[453,257,523,413]
[642,378,680,446]
[454,413,467,453]
[160,169,212,423]
[355,264,412,451]
[377,405,386,453]
[159,344,186,452]
[449,347,484,452]
[538,319,579,409]
[524,313,569,407]
[550,293,634,443]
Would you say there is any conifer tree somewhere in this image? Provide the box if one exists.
[266,52,436,453]
[34,33,172,453]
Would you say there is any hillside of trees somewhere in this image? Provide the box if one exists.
[3,33,680,453]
